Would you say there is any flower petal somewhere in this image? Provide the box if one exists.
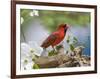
[29,12,34,16]
[21,17,24,24]
[21,43,31,58]
[25,62,34,70]
[28,41,43,56]
[33,10,39,16]
[35,47,43,56]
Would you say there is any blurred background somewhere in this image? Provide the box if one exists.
[20,9,91,56]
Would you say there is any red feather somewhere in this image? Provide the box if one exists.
[41,24,69,48]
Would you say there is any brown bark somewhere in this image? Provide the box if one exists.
[34,46,90,68]
[34,54,73,68]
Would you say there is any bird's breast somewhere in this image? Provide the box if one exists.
[52,31,65,46]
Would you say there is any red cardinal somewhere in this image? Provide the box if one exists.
[41,24,69,49]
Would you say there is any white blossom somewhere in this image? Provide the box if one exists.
[21,17,24,24]
[21,41,43,70]
[29,10,39,16]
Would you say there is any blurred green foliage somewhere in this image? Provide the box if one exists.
[21,9,33,26]
[66,35,78,51]
[21,9,90,32]
[70,44,75,51]
[33,64,40,69]
[39,11,90,32]
[48,50,58,56]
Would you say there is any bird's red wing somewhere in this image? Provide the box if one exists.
[41,33,58,48]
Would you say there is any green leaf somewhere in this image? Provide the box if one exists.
[67,39,70,43]
[33,64,40,69]
[24,59,28,64]
[66,35,70,43]
[56,45,63,50]
[73,37,78,42]
[73,37,78,44]
[70,44,74,51]
[48,50,58,56]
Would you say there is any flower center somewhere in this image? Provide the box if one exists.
[30,48,35,53]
